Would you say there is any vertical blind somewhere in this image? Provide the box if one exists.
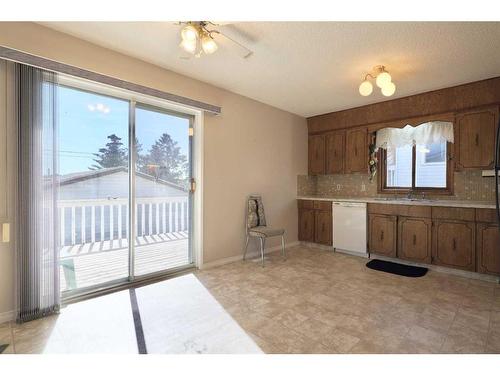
[17,63,60,322]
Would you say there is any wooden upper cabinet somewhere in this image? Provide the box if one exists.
[315,210,332,246]
[476,223,500,276]
[398,217,432,264]
[368,214,397,257]
[455,106,499,170]
[345,128,368,173]
[308,135,326,175]
[432,220,475,271]
[325,131,345,174]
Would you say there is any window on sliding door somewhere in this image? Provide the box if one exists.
[57,78,195,297]
[133,104,193,276]
[58,85,130,293]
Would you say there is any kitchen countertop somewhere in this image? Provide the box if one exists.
[297,196,497,209]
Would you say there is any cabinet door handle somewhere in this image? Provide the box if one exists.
[354,147,358,156]
[380,230,384,241]
[413,234,417,246]
[475,134,479,146]
[452,238,457,251]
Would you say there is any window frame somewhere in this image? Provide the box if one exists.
[378,141,454,195]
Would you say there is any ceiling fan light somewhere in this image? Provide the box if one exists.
[179,39,197,54]
[201,34,218,54]
[376,71,392,88]
[181,25,199,42]
[359,80,373,96]
[381,81,396,97]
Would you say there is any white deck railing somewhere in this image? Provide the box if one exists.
[58,196,189,246]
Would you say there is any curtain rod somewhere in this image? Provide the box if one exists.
[0,45,221,115]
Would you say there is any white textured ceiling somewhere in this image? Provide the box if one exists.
[40,22,500,117]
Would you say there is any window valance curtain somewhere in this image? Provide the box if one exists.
[375,121,454,150]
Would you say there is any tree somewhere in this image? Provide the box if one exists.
[144,133,188,185]
[134,137,146,172]
[90,134,127,170]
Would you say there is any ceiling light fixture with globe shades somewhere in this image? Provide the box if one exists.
[359,66,396,97]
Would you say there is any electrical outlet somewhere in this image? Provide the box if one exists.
[336,184,341,191]
[361,184,366,192]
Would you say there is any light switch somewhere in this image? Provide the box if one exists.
[2,223,10,243]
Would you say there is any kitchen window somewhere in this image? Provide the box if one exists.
[377,121,453,194]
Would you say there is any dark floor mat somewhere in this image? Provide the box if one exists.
[366,259,428,277]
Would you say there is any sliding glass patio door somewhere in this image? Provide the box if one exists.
[58,86,130,293]
[58,80,194,297]
[132,103,193,277]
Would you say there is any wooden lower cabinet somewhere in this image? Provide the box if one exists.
[398,217,432,264]
[368,214,397,257]
[432,220,475,271]
[298,200,332,246]
[298,209,315,242]
[315,210,333,246]
[476,223,500,276]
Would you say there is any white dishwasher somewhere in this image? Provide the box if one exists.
[332,201,368,257]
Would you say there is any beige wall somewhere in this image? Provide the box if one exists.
[0,60,17,320]
[0,23,308,318]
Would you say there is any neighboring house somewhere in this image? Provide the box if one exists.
[59,166,188,200]
[387,142,447,188]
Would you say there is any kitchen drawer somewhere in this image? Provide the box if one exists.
[367,203,400,216]
[313,200,332,211]
[432,207,475,221]
[297,200,314,210]
[476,208,498,223]
[397,205,431,218]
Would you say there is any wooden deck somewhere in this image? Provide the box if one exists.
[60,231,190,292]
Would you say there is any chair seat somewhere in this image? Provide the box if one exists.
[248,226,285,238]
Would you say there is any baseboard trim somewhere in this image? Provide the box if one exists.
[200,241,300,269]
[298,241,334,251]
[0,310,15,324]
[371,254,500,284]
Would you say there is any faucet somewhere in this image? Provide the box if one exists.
[406,190,414,200]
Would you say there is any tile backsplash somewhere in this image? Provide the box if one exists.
[297,170,496,201]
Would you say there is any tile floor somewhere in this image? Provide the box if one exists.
[1,245,500,354]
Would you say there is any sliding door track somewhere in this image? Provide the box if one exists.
[61,264,196,306]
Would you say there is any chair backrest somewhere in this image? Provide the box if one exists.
[246,195,267,231]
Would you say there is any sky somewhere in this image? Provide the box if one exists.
[58,85,190,175]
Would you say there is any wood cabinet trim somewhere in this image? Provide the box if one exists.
[397,217,432,264]
[476,223,500,276]
[345,127,368,174]
[307,76,500,134]
[368,214,397,257]
[431,207,476,221]
[325,130,345,174]
[454,106,499,170]
[308,134,326,175]
[476,208,498,223]
[432,219,476,271]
